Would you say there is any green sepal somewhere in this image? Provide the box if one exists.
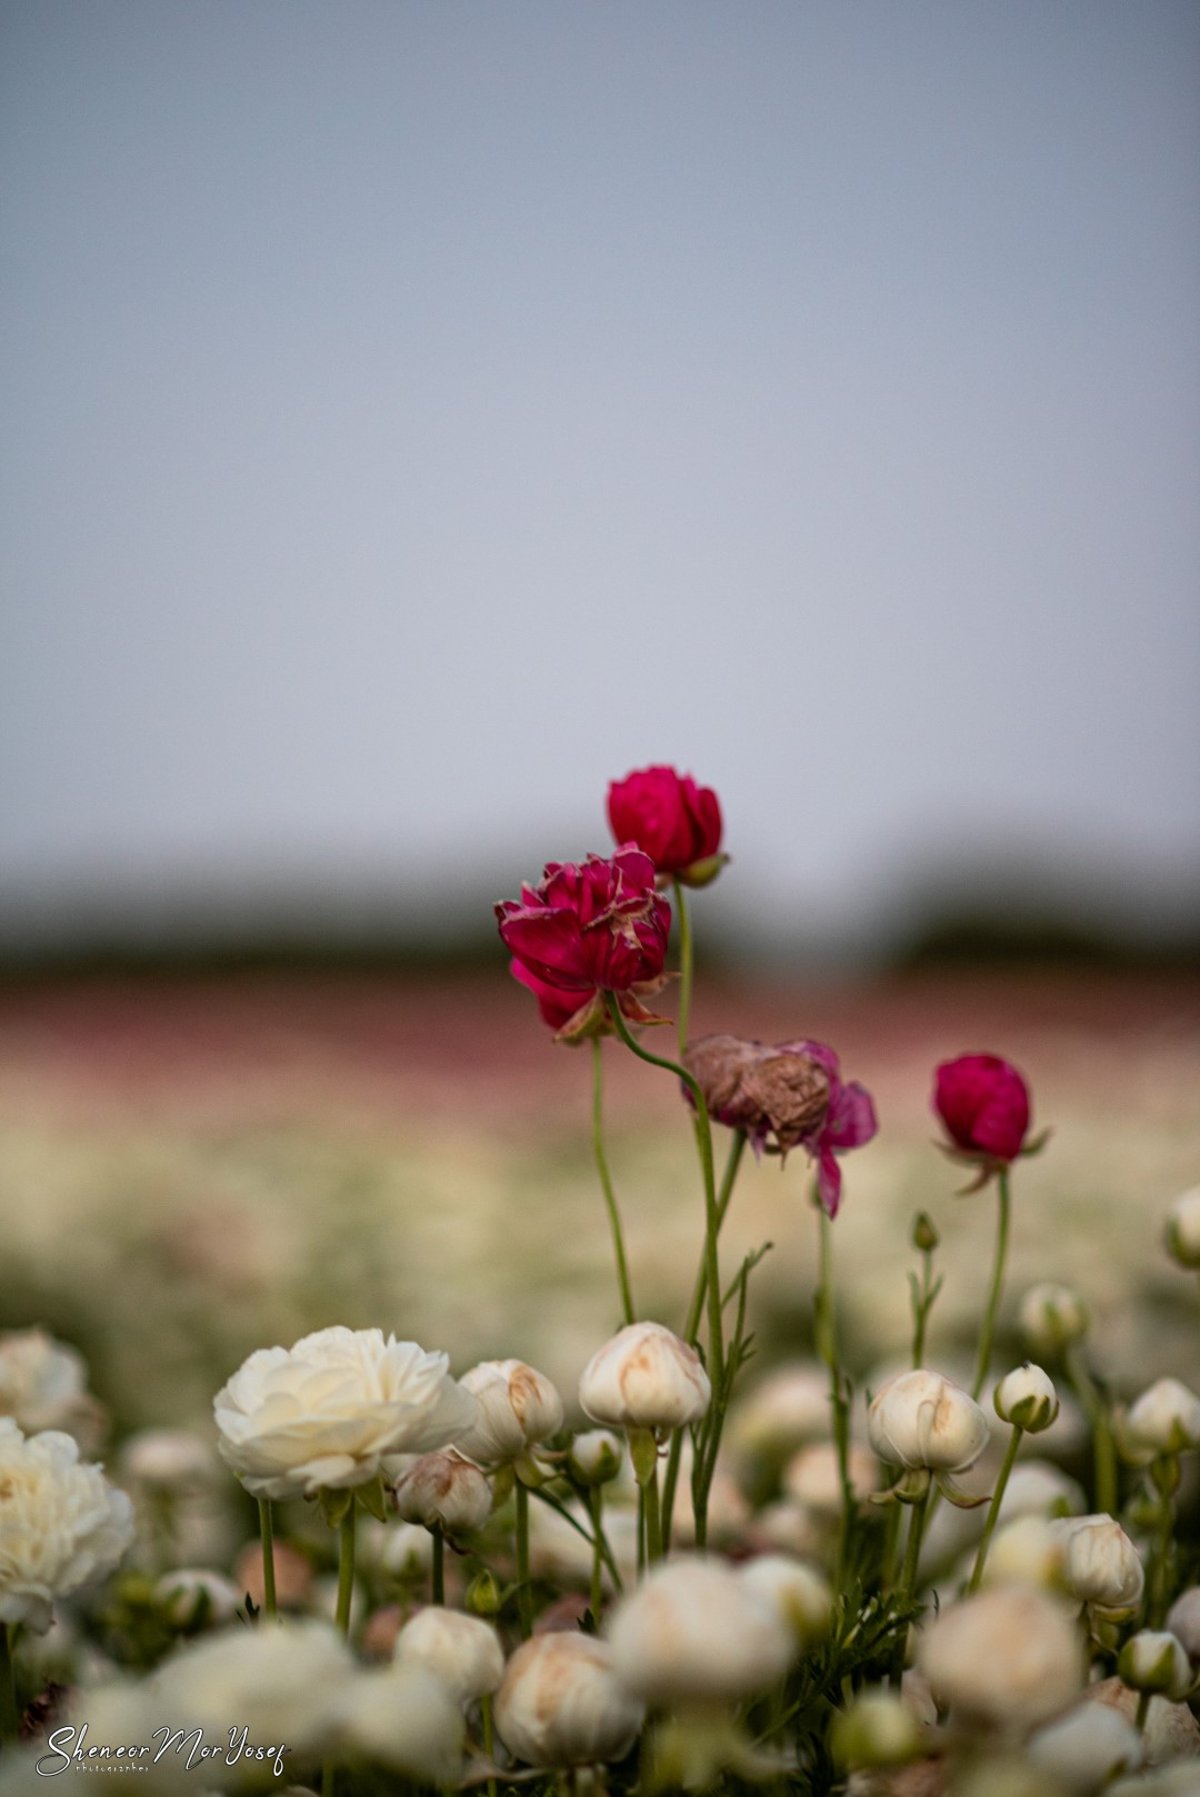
[317,1486,354,1530]
[356,1474,390,1522]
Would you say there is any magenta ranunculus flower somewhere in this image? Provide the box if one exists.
[607,765,727,887]
[934,1053,1031,1167]
[498,847,672,1043]
[791,1039,878,1218]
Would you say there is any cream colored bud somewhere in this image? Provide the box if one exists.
[579,1323,710,1433]
[738,1555,833,1648]
[1164,1185,1200,1270]
[568,1429,624,1486]
[994,1364,1059,1434]
[393,1451,492,1534]
[455,1360,564,1467]
[1166,1587,1200,1663]
[1126,1378,1200,1456]
[333,1662,465,1783]
[917,1585,1084,1729]
[607,1556,792,1704]
[729,1362,832,1462]
[782,1440,878,1516]
[981,1516,1066,1593]
[1119,1629,1193,1699]
[1026,1702,1143,1794]
[155,1568,242,1629]
[998,1459,1085,1523]
[1019,1284,1089,1355]
[867,1369,990,1474]
[394,1607,504,1702]
[495,1632,644,1767]
[119,1429,216,1491]
[1053,1514,1144,1615]
[831,1686,924,1770]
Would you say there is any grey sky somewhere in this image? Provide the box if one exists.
[2,2,1198,949]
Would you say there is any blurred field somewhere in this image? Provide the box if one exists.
[1,968,1197,1441]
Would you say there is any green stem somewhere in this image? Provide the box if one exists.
[1135,1689,1152,1733]
[335,1503,356,1638]
[589,1486,605,1619]
[1065,1344,1118,1516]
[972,1168,1011,1400]
[592,1038,635,1326]
[968,1425,1024,1593]
[891,1487,931,1686]
[432,1526,445,1604]
[672,878,693,1057]
[662,1130,747,1551]
[605,995,724,1389]
[0,1623,18,1744]
[815,1198,854,1580]
[481,1692,498,1797]
[1148,1456,1179,1628]
[643,1460,663,1564]
[257,1499,277,1621]
[515,1480,533,1638]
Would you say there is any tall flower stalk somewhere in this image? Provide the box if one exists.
[973,1167,1011,1400]
[257,1498,277,1621]
[591,1038,635,1326]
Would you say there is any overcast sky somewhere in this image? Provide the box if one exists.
[2,2,1197,951]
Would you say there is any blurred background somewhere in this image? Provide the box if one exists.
[1,2,1197,1438]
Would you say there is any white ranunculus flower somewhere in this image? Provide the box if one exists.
[454,1360,563,1467]
[917,1585,1085,1730]
[394,1607,504,1701]
[607,1556,793,1704]
[0,1328,102,1448]
[1052,1514,1145,1616]
[393,1450,492,1535]
[150,1617,357,1754]
[579,1323,711,1433]
[332,1662,465,1784]
[212,1327,478,1500]
[496,1633,645,1767]
[0,1418,134,1633]
[1126,1378,1200,1457]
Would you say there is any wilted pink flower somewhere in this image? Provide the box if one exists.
[607,765,726,887]
[498,848,671,1043]
[683,1035,875,1217]
[934,1053,1031,1168]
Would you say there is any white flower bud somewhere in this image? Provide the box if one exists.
[1118,1630,1193,1699]
[783,1441,878,1516]
[1026,1701,1143,1793]
[830,1686,925,1770]
[1166,1587,1200,1663]
[729,1362,832,1462]
[998,1460,1085,1523]
[119,1429,216,1491]
[606,1556,792,1703]
[1052,1515,1144,1615]
[1126,1378,1200,1456]
[394,1607,504,1702]
[0,1328,103,1449]
[1019,1284,1089,1355]
[917,1585,1084,1729]
[980,1516,1066,1592]
[333,1662,465,1783]
[1164,1185,1200,1270]
[455,1359,563,1467]
[579,1323,710,1433]
[372,1520,434,1581]
[568,1429,624,1486]
[738,1555,832,1648]
[154,1568,241,1629]
[153,1617,356,1755]
[393,1451,492,1535]
[495,1632,644,1767]
[994,1364,1059,1434]
[867,1369,990,1474]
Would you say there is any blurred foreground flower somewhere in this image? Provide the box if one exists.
[498,847,672,1042]
[213,1327,477,1501]
[0,1328,104,1451]
[606,764,726,887]
[0,1419,133,1634]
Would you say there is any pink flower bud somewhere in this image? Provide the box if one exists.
[933,1053,1031,1167]
[606,765,725,886]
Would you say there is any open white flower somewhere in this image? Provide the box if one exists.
[0,1329,102,1449]
[455,1359,563,1467]
[0,1418,133,1633]
[213,1327,477,1500]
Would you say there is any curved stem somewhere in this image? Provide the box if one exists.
[515,1480,533,1638]
[604,996,724,1389]
[972,1168,1011,1400]
[592,1038,635,1325]
[968,1425,1024,1593]
[672,877,693,1057]
[257,1499,277,1621]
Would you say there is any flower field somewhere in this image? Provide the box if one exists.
[1,769,1199,1795]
